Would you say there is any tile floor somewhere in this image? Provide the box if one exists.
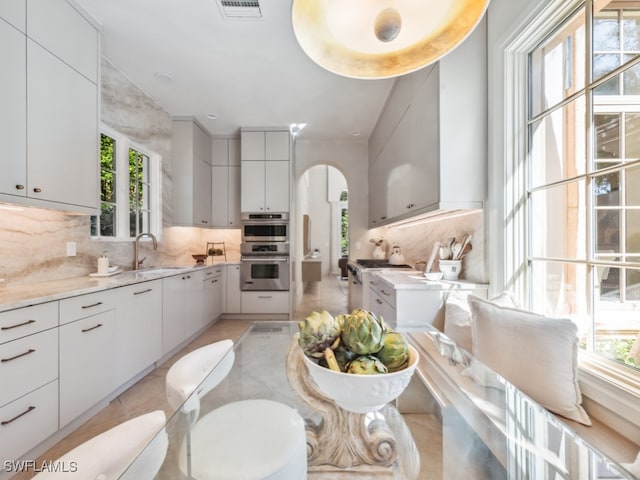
[13,275,441,479]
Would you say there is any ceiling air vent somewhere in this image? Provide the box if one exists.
[217,0,262,19]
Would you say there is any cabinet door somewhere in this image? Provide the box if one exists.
[193,157,212,226]
[116,281,162,385]
[265,131,290,160]
[241,131,265,160]
[368,154,387,227]
[211,137,229,166]
[0,0,25,32]
[59,310,116,427]
[211,166,229,226]
[184,272,205,338]
[27,40,98,209]
[241,160,265,212]
[228,165,241,226]
[27,0,98,83]
[0,20,26,197]
[228,138,241,166]
[226,265,241,313]
[265,160,289,212]
[162,275,187,354]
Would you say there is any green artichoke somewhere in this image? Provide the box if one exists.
[346,355,388,375]
[298,310,341,358]
[377,331,410,372]
[340,308,388,355]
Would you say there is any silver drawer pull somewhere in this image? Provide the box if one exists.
[81,301,103,309]
[81,323,103,333]
[1,406,35,425]
[376,299,383,304]
[1,349,36,363]
[258,296,273,299]
[370,281,378,285]
[1,319,36,331]
[381,289,390,296]
[133,288,152,295]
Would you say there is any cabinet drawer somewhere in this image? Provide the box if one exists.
[0,302,58,345]
[0,380,59,463]
[369,279,396,310]
[59,289,117,325]
[0,328,58,407]
[241,291,289,314]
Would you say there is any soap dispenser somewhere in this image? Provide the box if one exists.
[97,251,109,274]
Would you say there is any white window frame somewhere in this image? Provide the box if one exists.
[501,0,640,434]
[92,126,162,241]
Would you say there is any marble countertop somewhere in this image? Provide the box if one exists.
[0,262,239,313]
[372,270,489,291]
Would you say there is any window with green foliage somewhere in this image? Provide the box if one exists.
[91,130,160,239]
[340,190,348,255]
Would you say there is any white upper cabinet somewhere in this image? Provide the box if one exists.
[0,19,26,197]
[27,39,98,209]
[241,130,290,213]
[26,0,98,83]
[368,20,486,228]
[0,0,99,213]
[0,0,26,32]
[172,119,213,227]
[211,138,241,226]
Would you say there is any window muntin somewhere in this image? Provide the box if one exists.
[528,1,640,373]
[91,129,160,240]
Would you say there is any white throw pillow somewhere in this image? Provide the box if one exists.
[467,295,591,426]
[444,291,518,353]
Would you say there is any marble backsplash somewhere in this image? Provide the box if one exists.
[0,206,240,285]
[368,210,488,284]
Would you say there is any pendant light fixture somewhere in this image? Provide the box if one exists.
[291,0,490,79]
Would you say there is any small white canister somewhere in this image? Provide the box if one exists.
[97,251,109,275]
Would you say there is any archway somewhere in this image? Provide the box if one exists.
[293,164,349,312]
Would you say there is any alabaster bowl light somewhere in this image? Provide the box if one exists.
[291,0,491,79]
[302,345,419,413]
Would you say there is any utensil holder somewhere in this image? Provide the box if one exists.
[439,260,462,280]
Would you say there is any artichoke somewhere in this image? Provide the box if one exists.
[298,310,341,359]
[346,355,388,375]
[377,331,410,372]
[340,308,388,355]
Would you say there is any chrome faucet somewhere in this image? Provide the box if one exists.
[134,233,158,270]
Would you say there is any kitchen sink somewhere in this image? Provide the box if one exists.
[119,266,192,279]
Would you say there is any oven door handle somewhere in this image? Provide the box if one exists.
[241,257,289,262]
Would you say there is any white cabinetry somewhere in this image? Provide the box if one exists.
[368,21,486,227]
[0,304,56,464]
[59,310,116,427]
[0,0,99,212]
[225,264,242,313]
[115,280,162,385]
[202,267,224,324]
[241,291,289,314]
[172,119,213,227]
[0,0,25,32]
[0,19,26,198]
[59,289,118,427]
[162,271,206,354]
[211,137,241,227]
[241,130,290,213]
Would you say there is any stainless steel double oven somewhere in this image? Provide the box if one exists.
[240,213,290,291]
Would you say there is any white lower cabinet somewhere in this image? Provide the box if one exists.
[59,309,116,428]
[241,291,289,314]
[162,271,205,354]
[226,264,241,313]
[369,287,397,330]
[202,268,223,325]
[115,280,162,385]
[0,380,59,464]
[0,327,58,408]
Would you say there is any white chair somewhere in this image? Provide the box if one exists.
[33,410,167,480]
[166,340,307,480]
